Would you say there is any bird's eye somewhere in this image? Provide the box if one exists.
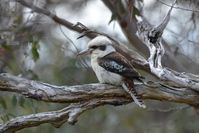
[99,45,106,51]
[90,46,98,49]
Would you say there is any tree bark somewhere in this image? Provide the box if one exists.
[0,73,199,133]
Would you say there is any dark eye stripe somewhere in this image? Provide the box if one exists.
[99,45,106,51]
[90,46,98,49]
[90,45,106,51]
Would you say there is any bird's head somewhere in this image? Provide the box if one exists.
[77,36,116,58]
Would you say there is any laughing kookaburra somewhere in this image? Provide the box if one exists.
[78,36,146,108]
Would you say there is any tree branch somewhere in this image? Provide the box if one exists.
[157,0,199,13]
[0,73,199,132]
[136,0,199,91]
[102,0,199,72]
[0,101,109,133]
[16,0,97,39]
[1,73,199,105]
[0,73,198,132]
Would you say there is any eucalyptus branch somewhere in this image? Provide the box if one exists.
[136,0,199,91]
[0,71,199,132]
[0,73,199,106]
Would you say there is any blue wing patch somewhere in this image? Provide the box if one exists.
[97,52,141,79]
[103,61,127,72]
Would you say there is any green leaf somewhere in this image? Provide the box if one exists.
[15,16,22,25]
[1,114,7,122]
[12,95,17,107]
[5,114,9,121]
[29,35,40,62]
[0,97,7,109]
[2,44,11,50]
[31,41,40,62]
[19,97,25,108]
[0,113,10,122]
[7,113,16,118]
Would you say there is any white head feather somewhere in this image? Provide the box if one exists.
[88,36,116,58]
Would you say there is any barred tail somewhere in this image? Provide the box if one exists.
[122,81,146,108]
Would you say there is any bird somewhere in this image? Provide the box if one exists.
[77,36,146,108]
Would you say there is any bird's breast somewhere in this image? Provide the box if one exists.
[91,58,122,85]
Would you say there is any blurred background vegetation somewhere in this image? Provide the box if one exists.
[0,0,199,133]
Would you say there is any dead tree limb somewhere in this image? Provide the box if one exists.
[0,73,199,105]
[136,0,199,91]
[102,0,199,72]
[0,73,199,133]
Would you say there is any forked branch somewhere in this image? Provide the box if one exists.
[136,0,199,91]
[0,73,199,132]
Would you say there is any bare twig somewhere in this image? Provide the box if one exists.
[155,0,176,34]
[16,0,96,39]
[158,0,199,13]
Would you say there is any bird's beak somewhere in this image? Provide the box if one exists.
[77,48,92,56]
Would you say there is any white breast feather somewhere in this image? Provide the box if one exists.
[91,58,122,85]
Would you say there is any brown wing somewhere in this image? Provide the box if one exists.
[98,52,142,80]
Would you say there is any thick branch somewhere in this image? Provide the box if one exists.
[0,73,199,106]
[0,73,199,132]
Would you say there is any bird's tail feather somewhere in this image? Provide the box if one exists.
[122,82,146,108]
